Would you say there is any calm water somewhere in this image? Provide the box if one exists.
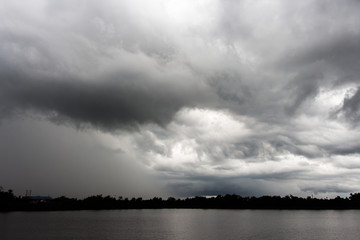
[1,209,360,240]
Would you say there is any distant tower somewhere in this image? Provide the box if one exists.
[25,189,32,197]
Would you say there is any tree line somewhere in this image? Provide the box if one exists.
[1,187,360,211]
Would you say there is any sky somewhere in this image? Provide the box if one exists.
[1,0,360,198]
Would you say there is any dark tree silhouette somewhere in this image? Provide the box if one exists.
[1,186,360,211]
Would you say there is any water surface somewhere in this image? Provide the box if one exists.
[1,209,360,240]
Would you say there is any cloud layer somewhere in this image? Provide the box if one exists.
[1,0,360,197]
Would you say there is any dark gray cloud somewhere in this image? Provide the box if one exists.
[337,87,360,124]
[166,179,271,198]
[300,184,358,195]
[0,69,205,131]
[284,68,323,115]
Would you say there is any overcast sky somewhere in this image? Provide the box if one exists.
[1,0,360,198]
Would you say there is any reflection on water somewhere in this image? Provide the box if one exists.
[1,209,360,240]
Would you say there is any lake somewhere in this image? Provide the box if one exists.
[1,209,360,240]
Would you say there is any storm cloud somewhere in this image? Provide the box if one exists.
[0,68,208,130]
[1,0,360,198]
